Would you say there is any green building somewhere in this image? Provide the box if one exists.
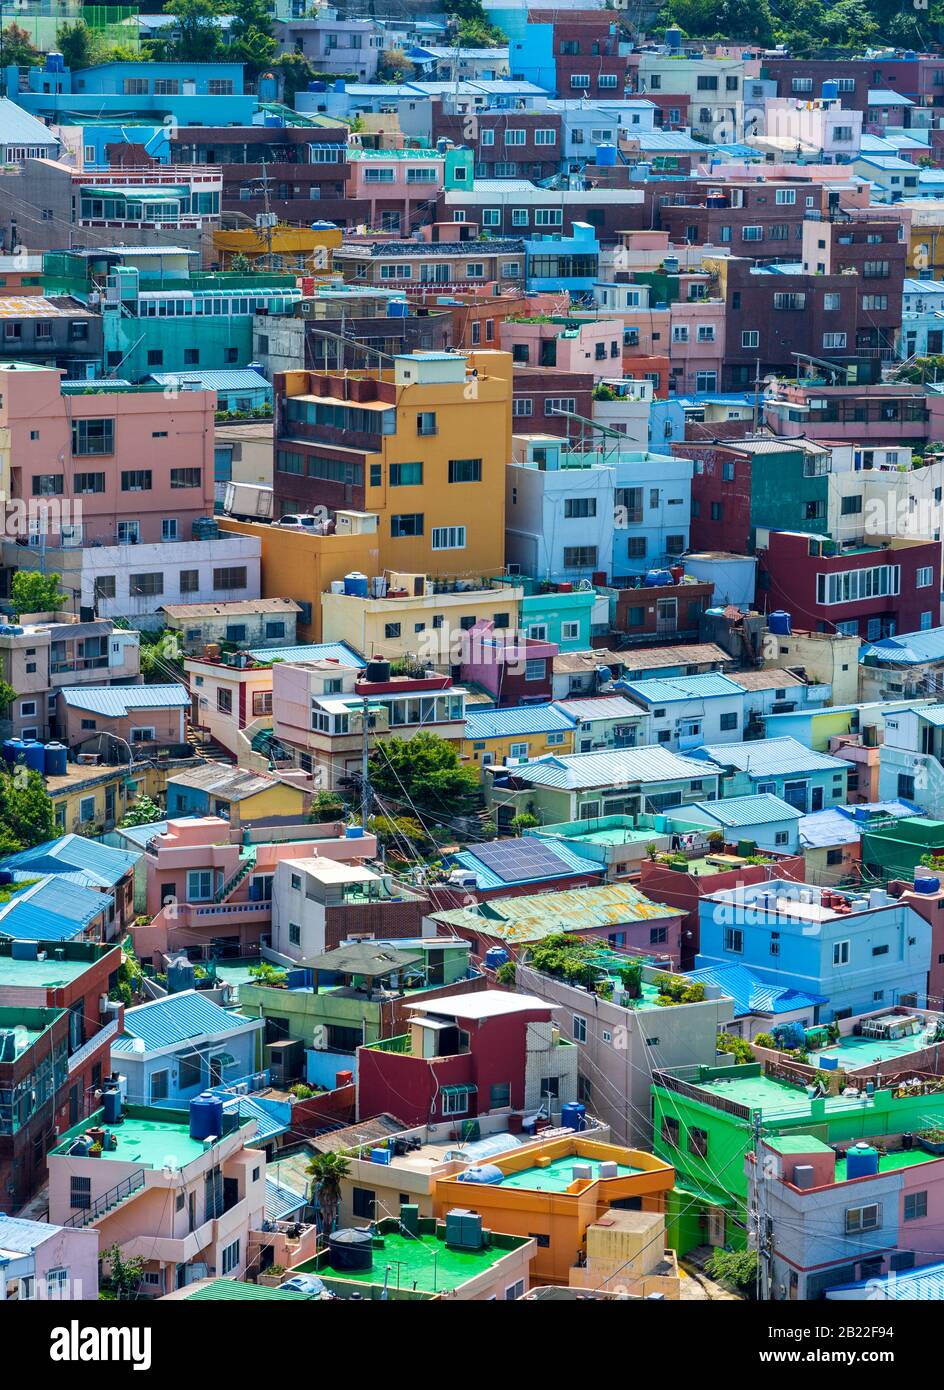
[861,814,944,883]
[652,1061,944,1256]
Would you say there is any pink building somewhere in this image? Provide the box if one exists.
[134,813,378,962]
[56,682,189,752]
[0,1213,99,1301]
[499,316,624,381]
[345,148,445,234]
[2,365,216,547]
[668,300,726,395]
[460,621,557,706]
[48,1100,267,1297]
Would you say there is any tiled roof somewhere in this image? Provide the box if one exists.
[112,989,258,1053]
[58,683,189,715]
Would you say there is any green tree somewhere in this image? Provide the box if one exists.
[0,768,54,852]
[368,733,480,820]
[277,50,315,105]
[510,813,539,836]
[0,679,15,719]
[10,570,67,617]
[56,19,107,70]
[118,795,164,828]
[102,1242,145,1300]
[152,0,226,62]
[309,789,347,821]
[1,23,42,66]
[229,0,277,78]
[705,1247,757,1296]
[305,1150,350,1233]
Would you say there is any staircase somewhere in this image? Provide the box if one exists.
[65,1168,147,1229]
[186,725,234,762]
[214,846,257,904]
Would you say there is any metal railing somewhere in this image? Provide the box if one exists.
[64,1168,147,1228]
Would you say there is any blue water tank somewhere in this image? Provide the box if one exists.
[308,80,326,93]
[22,741,45,773]
[2,738,21,766]
[345,825,364,839]
[189,1093,224,1141]
[46,51,64,73]
[102,1087,122,1123]
[286,968,313,990]
[484,946,509,971]
[386,299,409,317]
[665,26,683,50]
[166,957,195,994]
[768,610,792,635]
[904,50,917,61]
[561,1101,587,1132]
[821,80,839,101]
[643,569,673,587]
[914,874,941,894]
[457,1165,504,1185]
[817,1054,839,1071]
[343,572,369,597]
[370,1146,392,1165]
[595,143,617,167]
[845,1143,879,1179]
[264,113,283,127]
[43,742,67,777]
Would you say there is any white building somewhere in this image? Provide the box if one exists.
[506,434,616,582]
[619,672,747,751]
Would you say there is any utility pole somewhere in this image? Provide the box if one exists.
[752,357,762,434]
[752,1111,771,1302]
[259,161,274,272]
[360,695,371,832]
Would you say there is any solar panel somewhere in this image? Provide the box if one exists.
[472,839,569,884]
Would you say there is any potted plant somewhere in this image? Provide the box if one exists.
[916,1127,944,1155]
[257,1264,286,1288]
[88,1143,103,1158]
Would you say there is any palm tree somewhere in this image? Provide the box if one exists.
[305,1150,351,1234]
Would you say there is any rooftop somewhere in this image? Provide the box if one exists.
[58,683,189,716]
[53,1105,216,1169]
[432,883,684,944]
[111,989,258,1055]
[495,1155,641,1193]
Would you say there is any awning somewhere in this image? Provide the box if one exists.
[671,1176,735,1210]
[441,1084,478,1096]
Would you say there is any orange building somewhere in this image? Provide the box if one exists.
[433,1135,674,1285]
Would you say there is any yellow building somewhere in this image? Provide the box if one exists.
[276,349,512,579]
[212,222,342,274]
[47,763,137,836]
[218,512,379,643]
[460,704,575,769]
[321,571,523,665]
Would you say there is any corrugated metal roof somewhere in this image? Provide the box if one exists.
[264,1175,307,1222]
[183,1279,314,1301]
[514,745,718,790]
[0,97,59,147]
[620,673,745,705]
[826,1261,944,1301]
[246,642,366,667]
[112,989,258,1053]
[693,737,849,778]
[0,834,139,889]
[552,643,728,674]
[149,369,272,393]
[686,793,802,827]
[58,683,189,715]
[551,696,646,722]
[225,1094,290,1144]
[799,809,863,849]
[168,763,277,800]
[688,962,826,1017]
[0,877,108,940]
[0,1213,68,1253]
[464,704,574,740]
[432,882,684,943]
[860,626,944,666]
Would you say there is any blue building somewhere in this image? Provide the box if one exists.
[524,222,600,295]
[673,792,803,853]
[695,879,931,1021]
[10,59,254,125]
[0,876,111,942]
[111,989,264,1107]
[692,736,850,813]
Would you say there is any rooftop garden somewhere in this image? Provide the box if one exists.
[526,933,705,1007]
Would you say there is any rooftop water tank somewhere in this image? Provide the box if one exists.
[914,874,940,894]
[343,571,369,598]
[821,80,839,101]
[663,255,680,273]
[845,1143,879,1179]
[102,1086,122,1124]
[44,742,67,777]
[22,740,45,774]
[595,143,617,166]
[484,946,510,972]
[665,26,683,50]
[327,1228,373,1271]
[189,1092,224,1142]
[364,659,390,683]
[561,1101,586,1132]
[643,569,673,587]
[386,299,409,317]
[768,610,792,635]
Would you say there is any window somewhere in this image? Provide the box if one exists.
[525,659,546,682]
[562,545,597,568]
[650,925,668,945]
[572,1014,587,1042]
[741,330,759,348]
[845,1204,880,1234]
[187,870,214,901]
[170,468,201,489]
[741,226,764,242]
[545,397,576,417]
[384,622,401,639]
[252,691,272,717]
[70,1176,92,1211]
[833,940,850,967]
[564,497,596,518]
[162,519,178,542]
[431,526,466,550]
[448,458,482,484]
[72,418,114,456]
[221,1239,241,1276]
[724,927,743,953]
[150,1069,169,1102]
[390,461,423,487]
[688,1127,709,1158]
[32,473,63,496]
[904,1191,928,1221]
[416,411,437,436]
[775,188,797,204]
[822,332,847,350]
[482,209,501,227]
[217,687,233,715]
[562,621,580,640]
[129,572,163,597]
[441,1088,470,1116]
[490,1082,511,1108]
[213,567,247,591]
[505,1280,525,1301]
[392,513,423,538]
[535,208,563,227]
[719,712,738,731]
[535,128,556,145]
[917,567,934,588]
[179,569,199,594]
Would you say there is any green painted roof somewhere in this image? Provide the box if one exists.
[764,1134,833,1155]
[184,1279,315,1301]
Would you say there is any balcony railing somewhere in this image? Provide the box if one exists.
[64,1168,147,1229]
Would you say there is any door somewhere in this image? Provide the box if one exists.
[707,1207,726,1246]
[783,780,809,812]
[656,598,677,634]
[810,785,825,812]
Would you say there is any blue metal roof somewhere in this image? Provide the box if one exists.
[0,876,109,940]
[620,673,745,705]
[149,369,272,393]
[693,736,849,778]
[264,1175,307,1222]
[112,989,258,1053]
[860,626,944,666]
[449,838,604,890]
[59,683,189,715]
[226,1094,291,1145]
[246,641,366,667]
[688,962,827,1018]
[685,793,802,827]
[826,1261,944,1301]
[0,1212,69,1254]
[798,808,864,849]
[0,834,139,890]
[513,745,718,790]
[464,704,574,740]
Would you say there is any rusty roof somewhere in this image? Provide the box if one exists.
[431,882,684,944]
